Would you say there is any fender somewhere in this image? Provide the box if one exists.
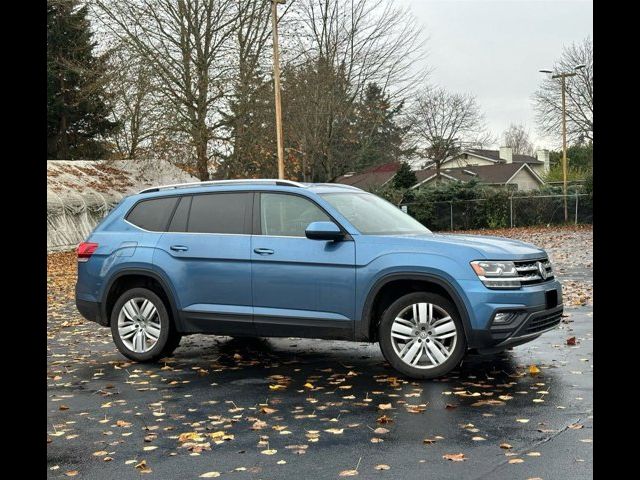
[100,267,184,331]
[356,272,473,344]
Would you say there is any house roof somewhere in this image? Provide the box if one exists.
[464,149,543,164]
[413,163,544,187]
[334,162,400,189]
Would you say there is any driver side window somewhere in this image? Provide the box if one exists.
[260,193,331,237]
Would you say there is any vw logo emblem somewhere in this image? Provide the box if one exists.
[537,261,547,280]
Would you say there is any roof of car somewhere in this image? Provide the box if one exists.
[135,179,364,198]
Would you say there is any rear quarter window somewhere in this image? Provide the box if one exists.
[126,197,179,232]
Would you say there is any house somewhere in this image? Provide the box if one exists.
[439,147,549,176]
[412,162,545,191]
[334,162,400,190]
[333,146,550,191]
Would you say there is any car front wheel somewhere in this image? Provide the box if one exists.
[378,292,466,379]
[110,287,181,362]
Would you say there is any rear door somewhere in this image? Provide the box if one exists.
[154,192,254,335]
[250,192,356,339]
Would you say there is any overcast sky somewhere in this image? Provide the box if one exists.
[397,0,592,150]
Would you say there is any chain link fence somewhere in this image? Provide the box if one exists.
[402,193,592,231]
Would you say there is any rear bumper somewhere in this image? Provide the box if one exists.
[76,297,108,326]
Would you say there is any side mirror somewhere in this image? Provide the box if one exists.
[305,221,344,241]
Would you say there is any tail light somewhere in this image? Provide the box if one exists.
[77,242,99,262]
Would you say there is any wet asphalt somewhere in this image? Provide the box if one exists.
[47,300,592,479]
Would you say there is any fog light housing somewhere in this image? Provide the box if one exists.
[493,312,512,323]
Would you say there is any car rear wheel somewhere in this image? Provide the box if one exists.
[378,292,466,379]
[110,287,181,362]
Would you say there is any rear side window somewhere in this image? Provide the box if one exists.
[126,197,179,232]
[187,193,250,234]
[167,196,192,232]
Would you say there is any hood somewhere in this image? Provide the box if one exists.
[363,232,547,261]
[434,233,546,259]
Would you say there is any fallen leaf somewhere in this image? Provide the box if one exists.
[116,420,131,427]
[303,382,314,389]
[375,464,390,470]
[500,443,512,449]
[443,453,466,462]
[261,407,277,414]
[324,428,344,434]
[471,436,486,441]
[568,423,583,429]
[566,336,577,346]
[376,415,393,424]
[527,452,541,457]
[378,403,392,410]
[339,470,359,477]
[516,419,530,423]
[373,427,389,435]
[261,449,277,455]
[199,473,221,478]
[93,450,108,456]
[370,437,383,443]
[508,458,524,464]
[528,365,541,376]
[65,471,78,477]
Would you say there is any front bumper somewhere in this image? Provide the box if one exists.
[460,278,564,351]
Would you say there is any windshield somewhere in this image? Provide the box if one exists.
[320,192,432,235]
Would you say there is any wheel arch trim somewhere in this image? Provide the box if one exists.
[357,272,473,343]
[100,268,183,331]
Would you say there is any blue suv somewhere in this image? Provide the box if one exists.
[75,179,563,379]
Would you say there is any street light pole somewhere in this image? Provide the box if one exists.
[271,0,286,179]
[539,64,585,222]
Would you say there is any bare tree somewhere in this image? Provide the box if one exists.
[408,87,489,175]
[533,37,593,145]
[104,44,168,159]
[502,123,534,156]
[92,0,238,180]
[281,0,427,181]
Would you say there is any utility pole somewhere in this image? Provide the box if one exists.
[539,64,585,222]
[271,0,286,179]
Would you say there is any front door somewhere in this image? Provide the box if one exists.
[154,192,254,335]
[250,192,356,339]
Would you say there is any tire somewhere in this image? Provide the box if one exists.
[378,292,466,379]
[110,287,180,362]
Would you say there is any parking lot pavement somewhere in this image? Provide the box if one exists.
[47,227,592,479]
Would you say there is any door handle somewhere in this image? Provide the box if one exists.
[253,248,274,255]
[170,245,189,252]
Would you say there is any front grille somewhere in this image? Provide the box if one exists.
[514,258,554,285]
[524,310,562,334]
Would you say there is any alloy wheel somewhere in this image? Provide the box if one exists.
[390,302,458,369]
[117,297,162,353]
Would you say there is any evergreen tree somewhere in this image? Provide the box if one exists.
[352,84,411,171]
[393,162,417,189]
[47,0,118,159]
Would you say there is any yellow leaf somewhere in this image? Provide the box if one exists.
[339,469,359,477]
[443,453,466,462]
[378,403,392,410]
[269,384,285,390]
[65,471,79,477]
[528,365,541,375]
[199,473,221,478]
[324,428,344,434]
[303,382,314,389]
[261,449,277,455]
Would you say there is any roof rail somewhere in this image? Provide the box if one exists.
[138,178,306,194]
[313,183,363,191]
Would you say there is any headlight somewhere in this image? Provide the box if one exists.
[470,260,520,289]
